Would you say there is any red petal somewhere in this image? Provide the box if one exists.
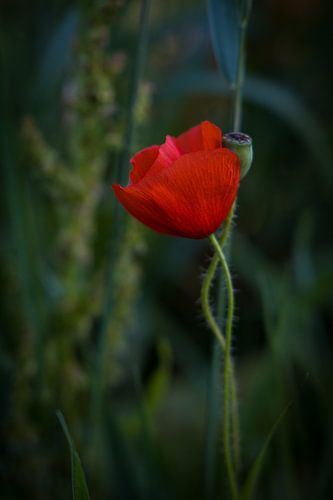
[113,148,240,239]
[158,135,182,165]
[176,120,222,154]
[112,183,174,234]
[128,121,221,186]
[146,135,182,178]
[129,145,159,185]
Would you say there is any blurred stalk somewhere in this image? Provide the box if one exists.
[0,40,45,388]
[90,0,152,426]
[119,0,152,185]
[232,0,252,132]
[259,275,298,500]
[204,336,222,499]
[22,0,127,430]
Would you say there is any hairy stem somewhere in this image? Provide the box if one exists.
[203,204,241,470]
[209,233,238,500]
[201,265,226,352]
[204,2,252,495]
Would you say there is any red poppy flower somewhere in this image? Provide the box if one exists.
[112,121,240,239]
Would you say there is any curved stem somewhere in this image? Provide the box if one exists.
[202,204,241,471]
[201,265,225,352]
[208,233,238,500]
[205,204,235,297]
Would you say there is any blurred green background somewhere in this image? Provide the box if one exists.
[1,0,332,499]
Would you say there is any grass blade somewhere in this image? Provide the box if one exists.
[206,0,240,84]
[241,402,291,500]
[56,411,91,500]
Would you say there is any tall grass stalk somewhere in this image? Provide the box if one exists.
[90,0,152,426]
[0,41,45,389]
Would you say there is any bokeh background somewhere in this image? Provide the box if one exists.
[1,0,332,499]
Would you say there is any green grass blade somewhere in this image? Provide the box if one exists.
[241,402,291,500]
[56,411,91,500]
[206,0,241,84]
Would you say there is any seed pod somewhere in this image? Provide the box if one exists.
[222,132,253,178]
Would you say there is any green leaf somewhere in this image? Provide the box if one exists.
[206,0,241,84]
[56,411,91,500]
[241,402,291,500]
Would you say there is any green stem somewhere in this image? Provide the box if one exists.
[205,206,234,299]
[203,204,241,470]
[232,26,246,132]
[220,205,241,471]
[204,2,252,495]
[232,2,251,132]
[208,234,238,500]
[201,265,226,352]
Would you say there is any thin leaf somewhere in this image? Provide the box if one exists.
[56,411,91,500]
[35,10,78,99]
[206,0,241,84]
[241,402,291,500]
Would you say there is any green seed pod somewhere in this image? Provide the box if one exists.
[222,132,253,178]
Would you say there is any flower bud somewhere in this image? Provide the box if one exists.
[222,132,253,178]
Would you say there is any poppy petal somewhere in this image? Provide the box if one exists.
[158,135,182,165]
[146,135,182,178]
[176,120,222,154]
[112,183,174,234]
[113,148,240,239]
[129,145,159,185]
